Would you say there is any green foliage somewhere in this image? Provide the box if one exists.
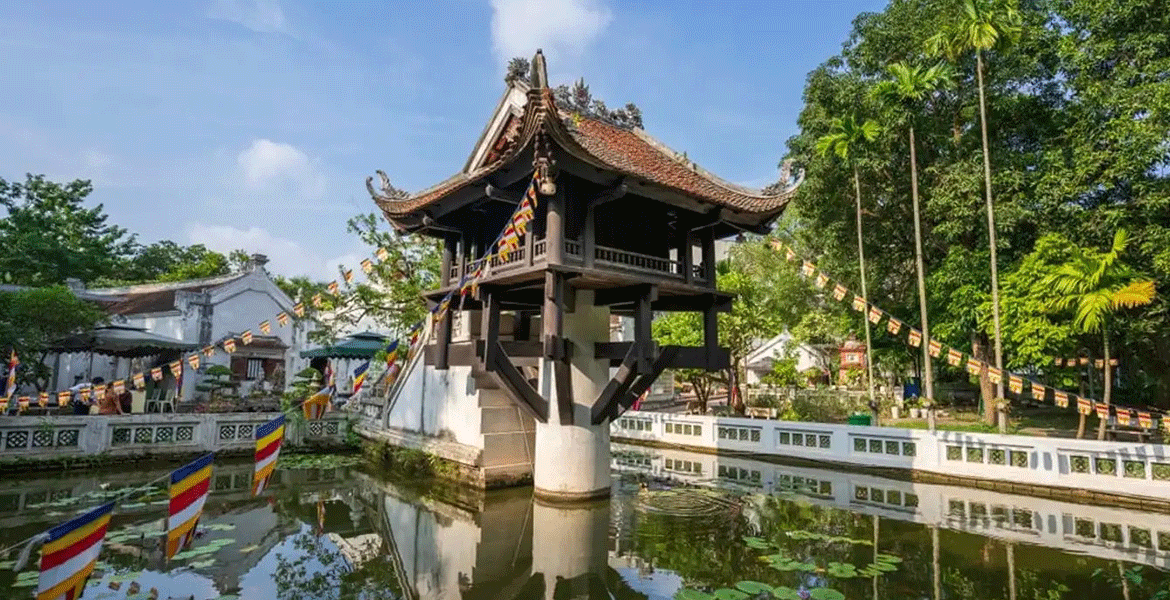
[0,174,135,286]
[105,241,249,285]
[0,286,107,390]
[195,364,237,403]
[762,354,800,387]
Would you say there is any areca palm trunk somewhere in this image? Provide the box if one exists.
[975,49,1007,432]
[909,125,935,430]
[1098,327,1112,440]
[853,166,878,422]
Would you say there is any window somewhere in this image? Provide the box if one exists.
[247,359,264,380]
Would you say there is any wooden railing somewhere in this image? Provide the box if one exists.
[444,238,705,282]
[594,245,681,277]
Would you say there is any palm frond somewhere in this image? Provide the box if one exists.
[1073,291,1112,333]
[1110,280,1156,309]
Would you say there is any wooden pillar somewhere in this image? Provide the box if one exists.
[546,187,565,266]
[481,289,500,365]
[543,272,564,360]
[700,229,716,283]
[440,235,456,287]
[682,231,695,284]
[583,204,596,268]
[436,311,453,370]
[633,287,657,374]
[703,303,719,371]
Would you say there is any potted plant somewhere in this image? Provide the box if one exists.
[904,395,921,419]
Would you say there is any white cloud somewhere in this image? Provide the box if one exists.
[186,222,353,281]
[206,0,290,35]
[234,138,325,200]
[489,0,612,65]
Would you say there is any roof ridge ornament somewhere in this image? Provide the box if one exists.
[762,159,806,197]
[366,170,409,204]
[530,49,548,89]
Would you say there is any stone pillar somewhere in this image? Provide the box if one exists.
[531,499,610,599]
[533,290,611,502]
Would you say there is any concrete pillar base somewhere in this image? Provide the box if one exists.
[533,485,611,504]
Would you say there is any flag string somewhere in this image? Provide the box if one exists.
[769,239,1166,431]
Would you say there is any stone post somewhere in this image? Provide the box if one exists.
[533,290,611,501]
[531,499,610,599]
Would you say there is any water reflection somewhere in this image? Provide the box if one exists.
[1,448,1169,599]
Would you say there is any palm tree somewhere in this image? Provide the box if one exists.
[927,0,1022,419]
[817,115,881,422]
[1044,230,1156,440]
[872,61,953,421]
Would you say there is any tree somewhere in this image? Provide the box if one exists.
[0,286,108,391]
[112,241,249,284]
[0,174,135,286]
[872,61,953,407]
[927,0,1023,418]
[653,311,716,414]
[817,115,882,420]
[1043,230,1156,440]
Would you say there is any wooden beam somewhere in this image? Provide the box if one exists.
[545,186,564,266]
[703,305,718,371]
[487,341,549,423]
[589,345,640,425]
[650,294,734,313]
[595,343,730,370]
[633,287,656,373]
[435,313,452,371]
[592,284,658,306]
[481,288,500,366]
[484,183,522,204]
[611,346,682,421]
[542,272,564,360]
[554,359,574,425]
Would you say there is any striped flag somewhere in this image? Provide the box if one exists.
[352,361,370,395]
[202,346,215,358]
[186,354,199,370]
[886,318,902,335]
[327,281,340,295]
[56,391,70,406]
[385,340,400,367]
[276,312,290,327]
[966,357,983,377]
[801,261,815,278]
[360,258,374,274]
[946,349,963,367]
[151,367,163,381]
[1139,411,1154,429]
[303,386,333,420]
[1095,402,1110,420]
[35,501,115,600]
[18,396,29,411]
[1031,382,1046,401]
[867,306,882,324]
[252,415,285,496]
[166,453,213,560]
[259,320,271,335]
[312,293,323,308]
[39,392,49,408]
[293,302,305,318]
[928,340,943,358]
[342,269,354,284]
[852,296,866,312]
[907,329,922,347]
[223,339,236,354]
[1074,395,1089,414]
[987,367,1003,384]
[241,330,254,345]
[815,273,829,289]
[832,284,847,301]
[1008,375,1023,394]
[375,247,389,262]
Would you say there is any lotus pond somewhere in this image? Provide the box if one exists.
[1,446,1168,599]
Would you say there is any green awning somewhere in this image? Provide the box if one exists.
[49,325,198,358]
[299,331,392,359]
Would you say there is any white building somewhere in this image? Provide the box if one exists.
[50,255,308,400]
[743,330,829,386]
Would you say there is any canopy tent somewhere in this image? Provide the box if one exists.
[48,325,198,358]
[299,331,391,360]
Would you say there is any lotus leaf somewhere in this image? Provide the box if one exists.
[809,589,846,600]
[771,587,803,600]
[735,581,773,594]
[713,589,750,600]
[675,590,715,600]
[742,536,772,549]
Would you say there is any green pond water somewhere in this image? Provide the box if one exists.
[1,445,1168,599]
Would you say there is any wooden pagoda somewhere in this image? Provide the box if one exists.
[370,50,802,427]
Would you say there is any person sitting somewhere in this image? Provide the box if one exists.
[97,379,123,415]
[118,389,133,414]
[71,377,97,415]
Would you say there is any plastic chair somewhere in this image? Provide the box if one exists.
[130,390,147,414]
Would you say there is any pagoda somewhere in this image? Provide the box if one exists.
[370,51,802,500]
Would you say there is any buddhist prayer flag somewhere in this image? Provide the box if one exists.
[302,386,332,420]
[929,340,943,358]
[785,248,797,262]
[39,392,48,407]
[327,281,340,295]
[113,380,125,394]
[79,386,91,401]
[1095,403,1110,420]
[169,361,182,379]
[57,391,70,405]
[375,247,389,262]
[384,340,399,367]
[815,273,829,289]
[360,258,374,274]
[5,350,18,403]
[1116,409,1133,427]
[1054,392,1069,408]
[907,329,922,347]
[34,501,114,600]
[276,312,289,327]
[1008,375,1023,394]
[252,415,285,496]
[223,339,237,354]
[966,357,983,377]
[259,320,271,335]
[313,293,324,308]
[293,302,305,318]
[987,367,1003,385]
[1094,359,1104,368]
[1079,357,1089,366]
[1139,411,1154,429]
[132,373,145,390]
[166,453,212,560]
[512,205,531,235]
[867,307,883,324]
[852,296,866,312]
[1109,358,1119,367]
[1054,357,1064,367]
[343,269,354,284]
[887,318,902,336]
[947,349,963,367]
[151,367,163,382]
[352,361,370,395]
[1031,382,1046,401]
[17,396,28,411]
[832,284,847,301]
[202,346,215,358]
[186,354,200,370]
[93,384,106,398]
[241,330,254,345]
[769,239,784,252]
[801,261,815,277]
[1074,395,1089,414]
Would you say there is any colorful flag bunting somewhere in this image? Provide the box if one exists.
[352,361,370,395]
[57,391,70,405]
[1008,375,1023,394]
[1031,382,1046,401]
[259,320,271,335]
[79,386,91,401]
[39,392,48,407]
[907,329,922,347]
[343,269,354,284]
[169,361,182,379]
[947,349,963,367]
[785,248,797,262]
[375,247,389,262]
[815,273,829,289]
[966,357,984,377]
[987,367,1003,385]
[35,501,115,600]
[277,312,290,327]
[312,294,324,308]
[327,281,340,295]
[241,330,254,345]
[1054,357,1065,367]
[360,258,374,274]
[224,339,237,354]
[93,384,106,398]
[1095,402,1110,421]
[1094,359,1104,368]
[1139,411,1154,429]
[17,396,28,411]
[1116,409,1133,427]
[801,261,815,278]
[167,453,213,560]
[1079,357,1089,366]
[112,380,125,394]
[303,386,333,419]
[133,373,145,389]
[832,284,847,301]
[1074,395,1088,413]
[202,346,215,358]
[867,306,882,324]
[151,367,163,381]
[186,354,200,370]
[852,296,866,312]
[252,415,285,496]
[928,339,943,358]
[293,302,305,318]
[887,318,902,336]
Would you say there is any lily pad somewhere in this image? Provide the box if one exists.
[772,588,802,600]
[189,559,216,568]
[875,553,903,564]
[675,590,714,600]
[826,562,858,578]
[742,536,771,549]
[809,589,846,600]
[713,589,749,600]
[735,581,773,594]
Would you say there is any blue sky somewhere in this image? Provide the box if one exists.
[0,0,885,280]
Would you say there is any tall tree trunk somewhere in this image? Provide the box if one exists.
[976,49,1006,431]
[1097,328,1112,441]
[973,334,995,426]
[909,125,935,428]
[854,166,878,424]
[932,526,941,600]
